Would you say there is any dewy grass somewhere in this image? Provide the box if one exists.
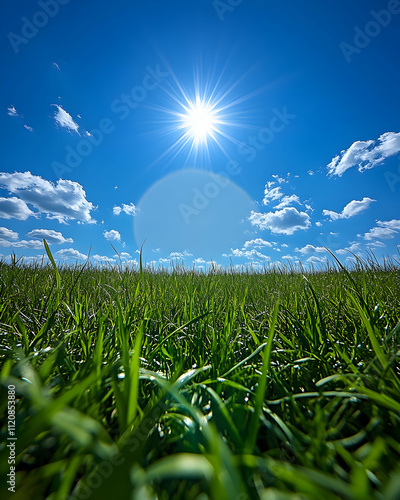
[0,245,400,499]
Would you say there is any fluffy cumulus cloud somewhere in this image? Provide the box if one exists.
[52,105,80,135]
[323,197,375,221]
[336,243,361,255]
[27,229,73,245]
[296,245,327,255]
[55,248,87,260]
[0,227,19,240]
[243,238,274,248]
[113,203,137,216]
[0,196,34,220]
[249,207,311,235]
[103,229,121,241]
[364,220,400,240]
[327,132,400,177]
[0,172,95,223]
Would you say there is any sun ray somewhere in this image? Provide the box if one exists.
[143,61,270,169]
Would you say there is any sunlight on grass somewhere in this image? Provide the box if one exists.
[0,245,399,499]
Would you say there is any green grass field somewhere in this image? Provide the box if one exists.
[1,246,400,500]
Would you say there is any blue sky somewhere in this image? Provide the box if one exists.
[1,0,400,270]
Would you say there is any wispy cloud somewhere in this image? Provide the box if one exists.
[113,203,137,216]
[52,104,80,135]
[249,207,311,235]
[263,183,284,205]
[92,254,116,263]
[323,197,375,221]
[223,248,270,261]
[7,105,18,117]
[24,125,33,132]
[364,219,400,240]
[103,229,121,241]
[274,194,301,210]
[0,171,95,224]
[169,250,193,258]
[328,132,400,176]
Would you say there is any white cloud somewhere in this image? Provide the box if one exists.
[315,221,322,227]
[366,240,386,248]
[92,254,116,263]
[249,207,311,235]
[297,245,327,255]
[103,230,121,241]
[7,106,18,117]
[0,238,43,249]
[307,170,314,176]
[0,227,19,240]
[243,238,273,249]
[223,248,270,261]
[0,197,34,220]
[169,250,193,258]
[274,194,301,210]
[53,62,60,71]
[306,256,328,264]
[0,172,95,223]
[55,248,87,260]
[52,104,80,135]
[271,175,286,184]
[263,184,283,205]
[27,229,73,244]
[193,257,206,264]
[364,219,400,240]
[113,203,137,216]
[24,125,33,132]
[323,197,375,221]
[328,132,400,176]
[336,242,361,255]
[282,255,293,259]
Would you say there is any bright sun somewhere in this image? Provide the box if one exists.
[181,98,218,145]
